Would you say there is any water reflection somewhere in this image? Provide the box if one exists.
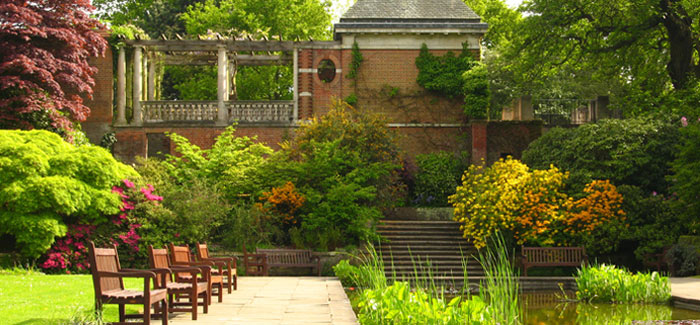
[522,291,700,324]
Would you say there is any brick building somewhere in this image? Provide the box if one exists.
[84,0,542,164]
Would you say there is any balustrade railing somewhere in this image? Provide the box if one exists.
[141,100,293,124]
[228,101,294,123]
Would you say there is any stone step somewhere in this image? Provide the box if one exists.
[379,230,463,236]
[381,255,477,261]
[378,240,470,247]
[377,224,461,231]
[381,235,465,241]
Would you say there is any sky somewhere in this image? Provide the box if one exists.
[330,0,525,23]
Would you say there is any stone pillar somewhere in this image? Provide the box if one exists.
[520,95,533,120]
[217,46,228,125]
[132,46,143,126]
[147,53,156,101]
[293,48,299,122]
[471,121,488,165]
[115,47,127,125]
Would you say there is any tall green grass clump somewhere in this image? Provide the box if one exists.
[478,232,520,324]
[344,234,522,324]
[575,264,671,303]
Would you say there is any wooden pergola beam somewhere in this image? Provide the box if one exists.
[163,54,292,66]
[124,39,338,52]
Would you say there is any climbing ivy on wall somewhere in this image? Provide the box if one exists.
[415,43,490,119]
[415,43,476,98]
[344,41,364,106]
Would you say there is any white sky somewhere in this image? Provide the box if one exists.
[330,0,525,23]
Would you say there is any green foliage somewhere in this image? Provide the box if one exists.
[462,63,490,119]
[162,66,217,100]
[135,158,230,245]
[412,151,467,207]
[344,93,358,106]
[258,102,403,248]
[0,130,135,258]
[346,41,364,83]
[616,185,683,263]
[415,44,477,98]
[356,282,489,324]
[671,122,700,227]
[665,245,699,277]
[163,126,273,202]
[575,264,671,303]
[522,117,681,195]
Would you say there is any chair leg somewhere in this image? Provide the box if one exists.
[144,301,151,324]
[234,274,238,290]
[202,291,208,314]
[228,273,233,293]
[119,304,125,323]
[191,288,198,320]
[162,300,168,325]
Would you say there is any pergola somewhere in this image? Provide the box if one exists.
[113,38,330,126]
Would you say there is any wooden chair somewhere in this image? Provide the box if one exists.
[169,243,224,303]
[88,241,168,325]
[242,244,268,276]
[148,246,209,320]
[195,242,237,292]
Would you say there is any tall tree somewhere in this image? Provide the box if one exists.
[93,0,203,38]
[0,0,107,132]
[519,0,699,90]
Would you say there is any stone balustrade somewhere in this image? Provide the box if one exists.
[140,100,293,124]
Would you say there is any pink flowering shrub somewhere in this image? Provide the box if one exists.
[40,179,169,273]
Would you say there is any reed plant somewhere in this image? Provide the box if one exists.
[575,263,671,303]
[347,234,522,324]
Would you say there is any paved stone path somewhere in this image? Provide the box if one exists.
[169,276,358,325]
[671,277,700,311]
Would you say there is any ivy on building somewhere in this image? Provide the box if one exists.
[415,43,490,119]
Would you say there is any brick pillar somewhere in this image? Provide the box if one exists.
[471,121,487,165]
[298,49,314,119]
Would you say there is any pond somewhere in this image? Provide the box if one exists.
[522,291,700,324]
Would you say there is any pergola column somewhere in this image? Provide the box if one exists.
[147,52,156,101]
[115,47,127,125]
[132,46,143,126]
[216,46,229,125]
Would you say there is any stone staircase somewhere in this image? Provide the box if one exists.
[376,219,483,286]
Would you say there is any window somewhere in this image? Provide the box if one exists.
[317,59,336,83]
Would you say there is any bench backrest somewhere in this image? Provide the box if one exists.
[148,245,172,287]
[522,246,586,264]
[256,249,313,264]
[196,243,210,260]
[88,241,124,295]
[169,243,193,264]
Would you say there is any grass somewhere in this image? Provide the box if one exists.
[575,263,671,303]
[348,233,521,324]
[0,272,144,324]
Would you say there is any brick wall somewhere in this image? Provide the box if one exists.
[82,37,114,144]
[113,125,293,164]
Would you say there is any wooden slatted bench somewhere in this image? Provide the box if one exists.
[255,248,321,276]
[521,246,588,276]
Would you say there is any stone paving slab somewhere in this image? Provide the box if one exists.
[169,276,358,325]
[671,277,700,311]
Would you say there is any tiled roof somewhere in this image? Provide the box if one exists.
[340,0,481,21]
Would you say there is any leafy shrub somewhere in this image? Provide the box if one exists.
[450,158,626,250]
[257,181,305,228]
[617,185,683,263]
[412,151,467,207]
[671,122,700,229]
[333,259,362,288]
[259,102,403,249]
[522,117,680,195]
[0,130,135,259]
[575,264,671,303]
[462,63,490,119]
[665,244,699,277]
[163,126,273,201]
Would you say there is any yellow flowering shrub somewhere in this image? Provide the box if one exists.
[257,181,306,225]
[449,158,626,249]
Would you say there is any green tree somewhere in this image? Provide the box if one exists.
[93,0,203,38]
[180,0,332,100]
[0,130,136,258]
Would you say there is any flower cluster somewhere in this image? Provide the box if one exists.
[258,181,305,225]
[40,224,95,273]
[450,158,626,248]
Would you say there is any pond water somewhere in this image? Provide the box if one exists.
[522,291,700,324]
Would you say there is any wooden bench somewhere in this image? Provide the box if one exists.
[521,246,587,276]
[252,248,321,276]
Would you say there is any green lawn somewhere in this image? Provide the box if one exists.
[0,271,145,324]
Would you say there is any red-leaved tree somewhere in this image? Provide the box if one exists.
[0,0,107,132]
